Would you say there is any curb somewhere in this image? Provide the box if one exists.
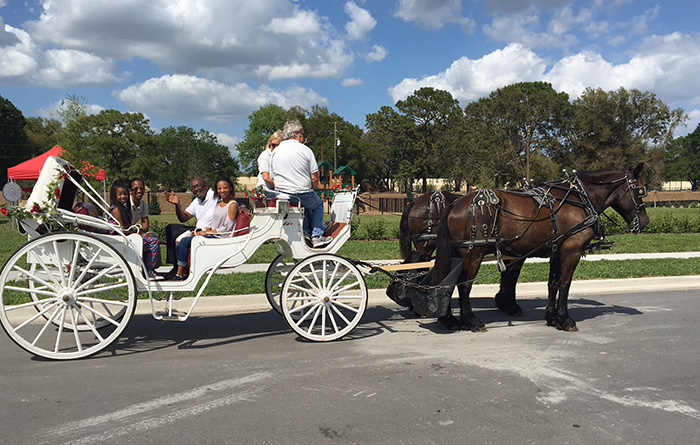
[136,275,700,316]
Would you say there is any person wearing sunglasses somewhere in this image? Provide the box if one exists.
[127,178,161,278]
[257,130,282,194]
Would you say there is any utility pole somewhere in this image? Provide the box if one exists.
[333,121,338,170]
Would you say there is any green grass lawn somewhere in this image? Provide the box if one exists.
[2,208,700,297]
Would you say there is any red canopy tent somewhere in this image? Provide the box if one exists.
[7,145,106,181]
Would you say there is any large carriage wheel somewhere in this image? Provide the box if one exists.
[0,232,137,360]
[281,254,367,342]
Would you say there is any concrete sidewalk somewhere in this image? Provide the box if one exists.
[137,274,700,316]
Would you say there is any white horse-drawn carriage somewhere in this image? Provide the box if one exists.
[0,156,368,360]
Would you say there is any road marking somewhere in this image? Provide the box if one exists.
[37,372,271,444]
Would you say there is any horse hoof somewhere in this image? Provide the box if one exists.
[507,305,523,317]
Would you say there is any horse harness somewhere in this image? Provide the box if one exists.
[448,171,646,271]
[409,191,447,255]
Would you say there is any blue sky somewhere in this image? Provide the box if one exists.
[1,0,699,157]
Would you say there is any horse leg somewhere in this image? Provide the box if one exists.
[438,259,486,332]
[545,253,561,327]
[546,252,580,331]
[495,260,524,316]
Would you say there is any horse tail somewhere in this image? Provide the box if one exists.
[399,199,415,260]
[433,201,456,285]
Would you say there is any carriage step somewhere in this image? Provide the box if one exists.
[155,309,186,320]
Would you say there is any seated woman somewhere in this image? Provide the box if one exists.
[257,130,282,197]
[174,176,239,280]
[108,180,132,231]
[129,178,161,278]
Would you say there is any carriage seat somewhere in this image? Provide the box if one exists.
[322,191,355,239]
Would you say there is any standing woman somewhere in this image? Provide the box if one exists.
[257,130,282,194]
[175,176,239,280]
[129,178,161,278]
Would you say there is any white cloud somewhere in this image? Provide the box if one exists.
[545,33,700,104]
[215,132,241,157]
[395,0,475,33]
[341,77,363,86]
[116,74,328,123]
[388,43,547,104]
[675,110,700,137]
[37,49,122,87]
[344,1,376,40]
[21,0,360,82]
[268,8,323,36]
[0,17,19,46]
[366,44,387,62]
[389,32,700,115]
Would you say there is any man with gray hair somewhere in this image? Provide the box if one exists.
[271,120,331,247]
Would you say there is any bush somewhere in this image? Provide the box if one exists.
[364,218,386,240]
[350,216,362,240]
[148,195,161,215]
[149,218,167,242]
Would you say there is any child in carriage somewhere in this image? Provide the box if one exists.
[109,180,161,279]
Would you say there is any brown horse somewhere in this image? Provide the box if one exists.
[400,190,525,317]
[432,164,649,332]
[399,191,463,263]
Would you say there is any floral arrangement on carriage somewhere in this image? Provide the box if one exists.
[1,158,78,227]
[245,185,275,208]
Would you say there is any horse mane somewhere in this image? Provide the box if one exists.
[575,167,627,183]
[399,199,415,260]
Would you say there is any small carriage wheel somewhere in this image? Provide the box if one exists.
[281,254,367,342]
[265,254,299,317]
[0,232,137,360]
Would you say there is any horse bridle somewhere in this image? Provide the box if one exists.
[623,172,647,233]
[572,170,646,234]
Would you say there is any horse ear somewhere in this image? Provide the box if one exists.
[633,163,644,178]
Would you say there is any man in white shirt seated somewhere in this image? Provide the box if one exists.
[271,120,331,248]
[160,177,217,278]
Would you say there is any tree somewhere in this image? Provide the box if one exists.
[235,104,288,175]
[665,123,700,189]
[159,126,238,191]
[563,87,686,186]
[395,87,463,192]
[61,109,159,184]
[25,116,62,154]
[365,106,421,196]
[304,106,366,183]
[1,95,29,185]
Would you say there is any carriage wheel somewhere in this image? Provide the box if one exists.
[281,254,367,342]
[0,232,137,360]
[265,254,295,316]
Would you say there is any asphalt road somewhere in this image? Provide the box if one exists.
[1,284,700,444]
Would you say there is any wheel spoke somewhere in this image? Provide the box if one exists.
[67,239,82,287]
[3,285,57,299]
[67,307,83,352]
[75,281,129,297]
[78,296,129,308]
[14,300,60,330]
[75,301,120,328]
[12,264,57,294]
[73,263,120,293]
[54,307,67,353]
[74,305,105,341]
[31,304,62,346]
